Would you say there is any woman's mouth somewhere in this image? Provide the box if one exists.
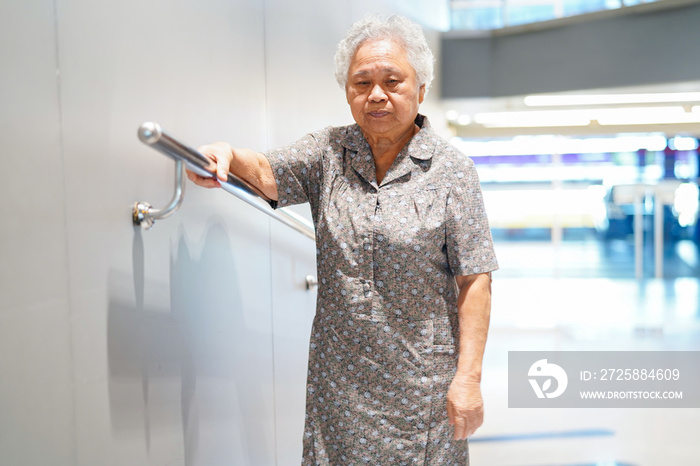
[369,111,389,118]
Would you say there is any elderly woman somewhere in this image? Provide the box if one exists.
[189,14,498,465]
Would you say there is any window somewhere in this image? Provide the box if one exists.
[450,0,662,30]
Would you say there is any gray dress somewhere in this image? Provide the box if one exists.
[264,115,498,465]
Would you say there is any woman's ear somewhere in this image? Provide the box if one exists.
[418,84,426,104]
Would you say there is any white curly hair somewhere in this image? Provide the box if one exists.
[334,15,435,94]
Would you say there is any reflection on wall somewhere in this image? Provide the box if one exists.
[107,222,277,464]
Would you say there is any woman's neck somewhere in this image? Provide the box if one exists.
[365,123,419,184]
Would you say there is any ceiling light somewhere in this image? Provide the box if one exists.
[451,135,668,157]
[525,92,700,107]
[473,110,590,127]
[595,106,700,125]
[446,110,460,121]
[472,107,700,128]
[457,114,472,125]
[669,136,699,151]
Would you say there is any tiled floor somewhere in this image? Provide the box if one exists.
[469,237,700,466]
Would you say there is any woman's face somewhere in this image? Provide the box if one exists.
[346,39,425,143]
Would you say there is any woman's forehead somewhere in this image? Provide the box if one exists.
[349,39,412,74]
[351,65,403,77]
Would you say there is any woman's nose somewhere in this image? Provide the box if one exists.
[369,84,387,102]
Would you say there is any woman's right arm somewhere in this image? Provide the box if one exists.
[186,142,278,201]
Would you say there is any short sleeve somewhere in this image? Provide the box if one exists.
[445,157,499,276]
[264,132,324,209]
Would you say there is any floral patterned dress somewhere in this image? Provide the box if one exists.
[264,115,498,465]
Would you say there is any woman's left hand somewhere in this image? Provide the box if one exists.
[447,373,484,440]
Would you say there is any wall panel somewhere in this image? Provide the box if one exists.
[0,1,75,464]
[0,0,447,464]
[56,0,274,464]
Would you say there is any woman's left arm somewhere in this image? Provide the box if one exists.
[447,272,492,440]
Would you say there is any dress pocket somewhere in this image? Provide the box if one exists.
[348,313,435,366]
[431,315,457,355]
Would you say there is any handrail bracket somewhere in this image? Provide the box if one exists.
[133,159,186,230]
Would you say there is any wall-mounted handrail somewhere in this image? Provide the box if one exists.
[134,122,315,241]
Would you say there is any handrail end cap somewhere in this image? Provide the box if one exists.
[138,122,162,144]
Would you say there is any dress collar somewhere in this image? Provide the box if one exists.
[340,114,438,188]
[340,114,437,161]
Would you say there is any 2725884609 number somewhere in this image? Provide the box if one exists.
[599,368,680,381]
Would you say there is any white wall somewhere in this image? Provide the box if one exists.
[0,1,446,465]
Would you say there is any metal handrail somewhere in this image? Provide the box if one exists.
[135,122,315,241]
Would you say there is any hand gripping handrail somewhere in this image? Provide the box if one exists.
[133,122,315,241]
